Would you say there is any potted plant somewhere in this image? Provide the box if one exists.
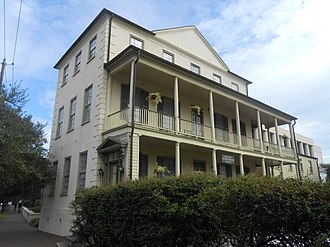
[191,105,203,115]
[146,92,162,106]
[153,162,169,178]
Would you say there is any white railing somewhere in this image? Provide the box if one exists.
[180,119,212,140]
[107,108,295,159]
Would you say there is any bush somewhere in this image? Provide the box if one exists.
[29,218,39,228]
[72,174,330,247]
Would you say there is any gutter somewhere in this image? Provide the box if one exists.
[129,50,140,180]
[106,13,114,62]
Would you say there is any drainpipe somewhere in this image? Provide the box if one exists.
[129,50,140,180]
[292,120,301,180]
[106,14,114,62]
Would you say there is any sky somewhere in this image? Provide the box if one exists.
[1,0,329,163]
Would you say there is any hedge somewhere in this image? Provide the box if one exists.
[71,174,330,247]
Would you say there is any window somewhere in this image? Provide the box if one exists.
[232,120,246,136]
[56,107,64,138]
[74,51,82,74]
[48,161,58,197]
[213,74,222,84]
[78,152,87,190]
[163,50,174,63]
[299,161,304,173]
[231,82,239,91]
[139,154,148,178]
[193,160,206,172]
[308,161,313,174]
[62,64,69,85]
[61,157,71,195]
[214,113,229,142]
[82,85,93,123]
[217,164,232,178]
[88,36,97,60]
[130,36,143,49]
[191,63,200,74]
[68,97,77,131]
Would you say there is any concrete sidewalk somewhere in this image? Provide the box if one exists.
[0,206,64,247]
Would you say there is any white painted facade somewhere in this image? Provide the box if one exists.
[39,9,321,236]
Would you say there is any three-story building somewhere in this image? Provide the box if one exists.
[39,8,320,236]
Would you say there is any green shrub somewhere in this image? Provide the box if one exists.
[72,174,330,247]
[29,218,39,228]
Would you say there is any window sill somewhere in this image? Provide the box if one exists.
[87,56,95,64]
[73,70,80,77]
[67,128,74,134]
[81,120,90,126]
[61,82,67,88]
[55,135,61,140]
[60,193,68,197]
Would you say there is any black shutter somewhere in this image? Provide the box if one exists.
[120,84,130,109]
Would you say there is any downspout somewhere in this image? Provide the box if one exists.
[129,50,140,180]
[292,120,301,180]
[106,14,114,62]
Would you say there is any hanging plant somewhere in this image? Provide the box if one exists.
[191,105,203,115]
[153,162,169,178]
[146,92,162,106]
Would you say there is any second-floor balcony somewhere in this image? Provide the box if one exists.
[107,107,296,159]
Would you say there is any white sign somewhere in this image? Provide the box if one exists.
[221,155,235,164]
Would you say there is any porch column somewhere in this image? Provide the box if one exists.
[274,118,282,156]
[257,110,264,153]
[209,91,215,142]
[235,101,242,148]
[212,149,217,175]
[174,77,180,134]
[280,161,284,178]
[128,60,136,124]
[298,142,305,155]
[304,144,310,156]
[175,142,180,177]
[239,154,244,175]
[104,75,112,128]
[289,122,297,155]
[309,145,315,157]
[261,158,266,176]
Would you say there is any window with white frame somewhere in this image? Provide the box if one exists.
[78,152,87,190]
[68,97,77,131]
[88,36,97,60]
[231,82,239,91]
[213,74,221,84]
[61,157,71,196]
[56,106,64,138]
[308,160,313,174]
[62,64,69,85]
[163,50,174,63]
[74,51,82,74]
[191,63,200,74]
[130,36,143,49]
[48,161,58,197]
[82,85,93,123]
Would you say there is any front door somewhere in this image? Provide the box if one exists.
[158,97,174,130]
[192,112,203,136]
[106,161,120,185]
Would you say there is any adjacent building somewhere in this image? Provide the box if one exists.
[39,9,322,236]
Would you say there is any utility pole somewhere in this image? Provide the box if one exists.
[0,58,6,88]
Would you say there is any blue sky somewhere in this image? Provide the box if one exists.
[1,0,330,163]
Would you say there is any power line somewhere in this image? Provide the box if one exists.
[12,0,22,65]
[11,0,23,84]
[2,0,5,58]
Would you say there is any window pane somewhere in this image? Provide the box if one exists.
[231,82,239,91]
[78,152,87,189]
[163,51,174,62]
[130,37,143,49]
[89,36,97,59]
[75,52,81,73]
[83,86,92,123]
[62,65,69,85]
[191,64,200,74]
[213,74,221,83]
[56,107,64,137]
[62,157,71,195]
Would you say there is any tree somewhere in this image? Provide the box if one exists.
[0,83,53,204]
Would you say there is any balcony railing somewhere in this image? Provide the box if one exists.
[107,108,295,159]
